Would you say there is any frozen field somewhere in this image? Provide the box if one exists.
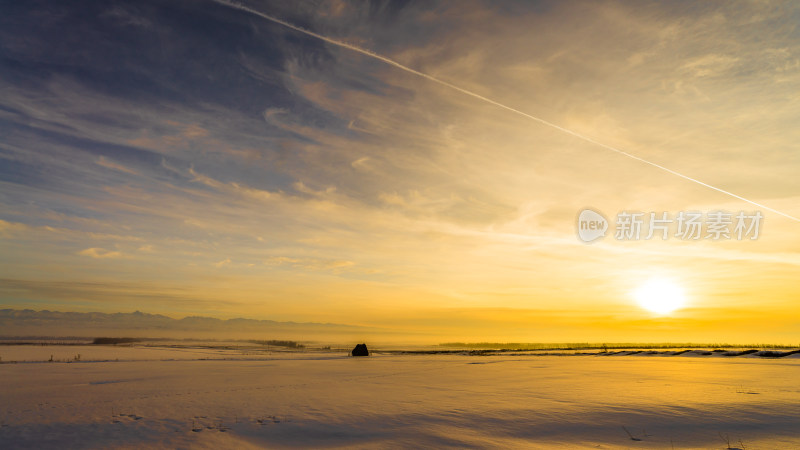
[2,345,800,449]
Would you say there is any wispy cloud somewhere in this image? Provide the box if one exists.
[0,219,29,236]
[78,248,123,259]
[96,156,139,175]
[215,258,231,268]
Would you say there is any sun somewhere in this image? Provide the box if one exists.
[634,278,686,315]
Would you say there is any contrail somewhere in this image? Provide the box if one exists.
[213,0,800,223]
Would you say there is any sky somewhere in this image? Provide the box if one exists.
[1,0,799,343]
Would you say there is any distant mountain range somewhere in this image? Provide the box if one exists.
[0,308,367,340]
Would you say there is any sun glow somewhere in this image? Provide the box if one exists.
[634,278,687,315]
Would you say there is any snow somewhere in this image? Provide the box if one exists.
[2,346,800,448]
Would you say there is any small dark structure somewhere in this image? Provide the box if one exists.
[351,343,369,356]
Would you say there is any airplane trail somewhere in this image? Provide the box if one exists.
[213,0,800,223]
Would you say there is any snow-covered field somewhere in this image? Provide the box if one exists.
[2,345,800,449]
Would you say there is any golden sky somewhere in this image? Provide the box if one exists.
[1,1,799,343]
